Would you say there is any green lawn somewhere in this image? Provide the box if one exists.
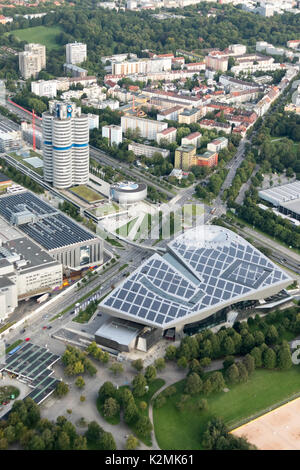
[69,185,103,203]
[10,26,62,50]
[153,367,300,450]
[116,217,138,237]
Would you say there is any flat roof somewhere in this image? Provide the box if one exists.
[0,191,97,251]
[95,318,143,346]
[259,181,300,206]
[280,199,300,216]
[100,226,291,329]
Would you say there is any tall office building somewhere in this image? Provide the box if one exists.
[42,101,89,189]
[19,43,46,79]
[66,42,87,65]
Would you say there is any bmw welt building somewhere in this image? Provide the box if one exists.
[99,226,292,337]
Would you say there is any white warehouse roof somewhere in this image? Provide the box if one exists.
[258,180,300,206]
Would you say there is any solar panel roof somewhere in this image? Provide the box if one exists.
[0,192,96,250]
[100,226,292,329]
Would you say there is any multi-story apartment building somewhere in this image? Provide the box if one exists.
[207,137,228,152]
[181,131,202,148]
[112,57,172,76]
[156,126,177,145]
[205,52,228,72]
[42,101,89,189]
[175,144,218,170]
[66,42,87,65]
[19,43,46,79]
[102,124,123,146]
[128,142,170,158]
[121,115,168,140]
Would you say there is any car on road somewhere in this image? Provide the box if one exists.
[47,326,52,330]
[25,338,30,341]
[42,326,47,330]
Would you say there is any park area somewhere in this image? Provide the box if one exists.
[231,397,300,450]
[0,385,19,405]
[69,185,103,203]
[153,366,300,450]
[9,26,62,50]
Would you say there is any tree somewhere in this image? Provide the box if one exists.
[103,398,120,418]
[210,371,225,392]
[75,376,85,389]
[177,356,188,369]
[262,347,276,369]
[154,395,166,408]
[135,416,153,437]
[145,365,157,383]
[132,373,147,397]
[265,325,279,345]
[165,345,177,360]
[277,344,292,370]
[99,431,117,451]
[236,362,248,383]
[250,347,262,368]
[85,421,103,444]
[98,382,116,402]
[126,434,139,450]
[80,395,86,403]
[225,363,240,384]
[55,381,69,398]
[154,357,166,371]
[184,372,203,395]
[110,363,124,375]
[131,359,144,372]
[242,354,255,375]
[139,401,147,411]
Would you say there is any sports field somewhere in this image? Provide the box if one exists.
[231,397,300,450]
[10,26,62,50]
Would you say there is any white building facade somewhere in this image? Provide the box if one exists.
[42,101,89,189]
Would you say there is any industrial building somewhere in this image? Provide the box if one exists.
[0,215,63,321]
[110,181,147,204]
[258,181,300,221]
[18,43,46,79]
[42,101,89,189]
[100,226,292,336]
[0,119,21,153]
[66,42,87,65]
[0,191,103,271]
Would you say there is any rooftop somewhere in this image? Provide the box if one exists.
[0,192,97,251]
[100,226,291,329]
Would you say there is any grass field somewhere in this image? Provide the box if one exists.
[10,26,62,50]
[69,185,103,203]
[153,367,300,450]
[116,217,138,237]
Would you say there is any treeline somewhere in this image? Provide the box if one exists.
[164,306,299,369]
[0,398,87,450]
[236,191,300,249]
[223,153,256,206]
[195,168,229,202]
[0,158,44,194]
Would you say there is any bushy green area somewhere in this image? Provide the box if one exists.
[153,367,300,450]
[0,386,19,404]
